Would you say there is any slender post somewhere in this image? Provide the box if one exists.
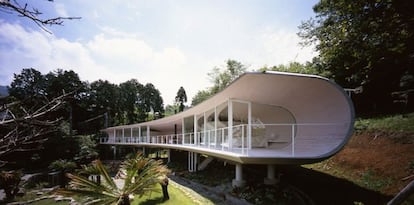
[214,106,218,148]
[130,128,133,143]
[138,126,141,143]
[147,125,150,143]
[182,118,185,144]
[194,115,197,145]
[292,124,295,156]
[247,101,252,150]
[228,100,233,150]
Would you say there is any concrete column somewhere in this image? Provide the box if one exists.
[112,145,116,160]
[188,152,198,172]
[167,149,171,163]
[232,163,245,187]
[264,164,278,185]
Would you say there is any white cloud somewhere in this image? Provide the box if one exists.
[259,29,316,65]
[0,22,198,105]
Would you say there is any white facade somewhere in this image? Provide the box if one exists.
[101,71,355,165]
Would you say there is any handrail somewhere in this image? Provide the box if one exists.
[100,122,349,156]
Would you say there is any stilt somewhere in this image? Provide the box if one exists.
[188,152,198,172]
[112,145,116,160]
[264,164,278,185]
[232,163,245,187]
[167,149,171,163]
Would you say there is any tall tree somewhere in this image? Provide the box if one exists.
[192,59,247,106]
[85,80,120,130]
[175,86,187,112]
[119,79,143,124]
[299,0,414,114]
[209,59,247,94]
[141,83,164,121]
[8,68,46,101]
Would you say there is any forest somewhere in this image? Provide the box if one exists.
[0,0,413,204]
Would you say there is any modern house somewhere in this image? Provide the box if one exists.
[100,71,355,186]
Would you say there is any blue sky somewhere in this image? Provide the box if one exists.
[0,0,318,105]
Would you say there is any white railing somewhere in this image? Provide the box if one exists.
[100,123,349,156]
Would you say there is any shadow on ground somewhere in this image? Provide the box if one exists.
[281,166,392,205]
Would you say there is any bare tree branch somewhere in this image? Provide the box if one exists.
[0,0,81,34]
[0,92,72,167]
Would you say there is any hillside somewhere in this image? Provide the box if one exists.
[305,113,414,202]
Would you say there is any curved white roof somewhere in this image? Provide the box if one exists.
[103,71,355,164]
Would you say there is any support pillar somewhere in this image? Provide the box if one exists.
[112,145,117,160]
[232,163,245,187]
[167,149,171,163]
[188,152,198,172]
[264,164,278,185]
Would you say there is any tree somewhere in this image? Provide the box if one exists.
[191,59,247,106]
[0,0,80,34]
[299,0,414,114]
[8,68,46,102]
[209,59,247,94]
[60,153,170,205]
[0,92,69,167]
[86,80,120,130]
[118,79,143,124]
[258,61,327,76]
[191,89,213,106]
[140,83,164,121]
[175,86,187,112]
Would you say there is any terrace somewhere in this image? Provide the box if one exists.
[100,71,355,186]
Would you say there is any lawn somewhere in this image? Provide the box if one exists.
[132,183,212,205]
[11,181,210,205]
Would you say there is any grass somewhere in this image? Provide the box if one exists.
[132,183,209,205]
[354,112,414,132]
[11,182,205,205]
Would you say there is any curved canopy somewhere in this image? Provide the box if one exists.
[103,71,355,164]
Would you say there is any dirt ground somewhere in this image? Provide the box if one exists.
[301,131,414,204]
[332,131,414,194]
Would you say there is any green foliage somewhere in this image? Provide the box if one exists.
[258,61,328,77]
[354,112,414,132]
[299,0,414,114]
[192,59,247,106]
[61,153,170,205]
[359,169,393,192]
[48,159,77,172]
[175,86,187,112]
[74,135,99,164]
[8,68,46,101]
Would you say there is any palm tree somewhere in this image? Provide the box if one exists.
[59,153,170,205]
